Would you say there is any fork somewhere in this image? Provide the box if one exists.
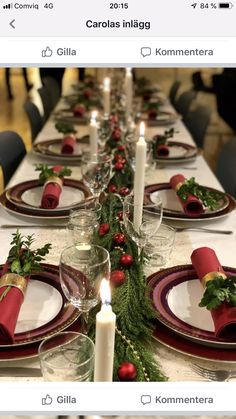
[191,364,236,381]
[174,227,233,235]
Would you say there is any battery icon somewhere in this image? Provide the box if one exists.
[218,2,233,7]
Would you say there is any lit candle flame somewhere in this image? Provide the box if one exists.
[139,121,145,137]
[91,110,98,121]
[103,77,110,90]
[100,278,111,305]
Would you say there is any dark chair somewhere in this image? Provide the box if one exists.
[174,90,197,117]
[38,85,54,122]
[169,80,181,106]
[24,101,43,142]
[184,105,212,148]
[216,137,236,197]
[0,131,26,186]
[42,76,61,108]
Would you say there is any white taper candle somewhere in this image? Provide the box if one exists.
[89,110,98,158]
[94,279,116,382]
[103,77,111,116]
[133,122,147,230]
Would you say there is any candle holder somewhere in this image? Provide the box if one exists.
[123,193,163,255]
[59,244,110,333]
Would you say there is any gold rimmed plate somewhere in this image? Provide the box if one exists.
[0,263,80,350]
[145,183,234,221]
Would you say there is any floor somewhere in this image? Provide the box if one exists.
[0,67,232,192]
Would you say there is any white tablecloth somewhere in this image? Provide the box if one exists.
[0,96,235,381]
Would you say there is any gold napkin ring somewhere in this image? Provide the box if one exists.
[201,271,227,287]
[44,175,63,188]
[175,182,183,192]
[0,273,27,296]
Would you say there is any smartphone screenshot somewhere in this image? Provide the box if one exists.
[0,0,236,416]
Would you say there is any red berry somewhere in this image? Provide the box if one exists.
[114,162,123,171]
[117,211,123,221]
[110,270,126,286]
[117,145,125,152]
[114,154,123,162]
[98,223,110,237]
[119,187,130,196]
[113,233,125,245]
[83,89,92,99]
[120,254,133,267]
[118,362,137,381]
[112,128,122,141]
[108,184,117,193]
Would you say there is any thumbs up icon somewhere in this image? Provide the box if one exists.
[42,394,53,405]
[42,46,53,57]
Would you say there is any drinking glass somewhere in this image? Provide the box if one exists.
[67,204,101,245]
[145,224,176,273]
[123,193,163,253]
[59,244,110,331]
[81,154,112,202]
[38,332,94,381]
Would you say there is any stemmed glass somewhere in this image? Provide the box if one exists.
[81,154,112,202]
[123,193,163,255]
[59,244,110,333]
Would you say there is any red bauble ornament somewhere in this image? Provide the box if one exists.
[113,233,125,245]
[117,145,125,152]
[119,187,130,196]
[117,211,123,221]
[120,254,133,267]
[110,270,126,286]
[114,162,124,171]
[73,104,86,117]
[112,128,122,141]
[148,109,158,120]
[118,362,137,381]
[114,154,123,162]
[83,89,92,99]
[108,184,117,193]
[98,223,110,237]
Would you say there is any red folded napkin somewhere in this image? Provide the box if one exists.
[170,174,204,217]
[0,262,28,343]
[148,109,158,120]
[61,134,76,154]
[41,165,63,209]
[73,104,86,117]
[191,247,236,339]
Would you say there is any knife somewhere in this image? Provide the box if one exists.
[0,367,42,377]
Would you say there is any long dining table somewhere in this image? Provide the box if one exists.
[0,85,236,382]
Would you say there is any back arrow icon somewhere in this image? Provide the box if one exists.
[10,19,15,29]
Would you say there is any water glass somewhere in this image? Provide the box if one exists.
[123,193,163,250]
[38,332,94,381]
[59,244,110,322]
[81,154,112,200]
[145,224,176,269]
[67,204,101,245]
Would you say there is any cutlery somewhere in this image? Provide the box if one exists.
[0,367,42,377]
[191,364,236,381]
[174,227,233,235]
[0,225,67,229]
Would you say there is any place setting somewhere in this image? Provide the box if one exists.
[145,173,236,222]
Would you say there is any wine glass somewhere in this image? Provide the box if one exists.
[81,154,112,202]
[123,193,163,254]
[59,244,110,332]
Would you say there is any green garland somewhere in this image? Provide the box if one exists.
[89,193,167,382]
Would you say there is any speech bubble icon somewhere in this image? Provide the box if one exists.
[141,47,151,57]
[141,395,151,405]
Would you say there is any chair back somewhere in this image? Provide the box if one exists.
[169,80,181,105]
[24,101,43,142]
[0,131,26,186]
[175,90,197,116]
[184,105,212,148]
[42,76,61,108]
[38,85,53,122]
[216,137,236,197]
